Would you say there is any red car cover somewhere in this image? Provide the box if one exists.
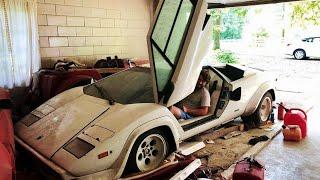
[0,145,13,180]
[0,88,15,180]
[38,69,102,101]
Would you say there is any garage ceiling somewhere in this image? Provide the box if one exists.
[208,0,302,8]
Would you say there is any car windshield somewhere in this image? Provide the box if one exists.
[83,67,154,104]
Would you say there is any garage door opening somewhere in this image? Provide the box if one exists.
[205,0,320,108]
[206,2,320,179]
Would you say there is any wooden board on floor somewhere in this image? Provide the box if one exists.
[179,141,206,156]
[199,122,244,141]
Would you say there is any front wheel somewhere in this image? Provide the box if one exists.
[125,129,170,174]
[242,92,273,129]
[293,49,306,60]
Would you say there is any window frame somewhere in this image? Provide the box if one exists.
[150,0,197,100]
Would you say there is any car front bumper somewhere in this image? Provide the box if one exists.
[15,136,117,180]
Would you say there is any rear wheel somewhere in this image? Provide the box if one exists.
[242,92,273,129]
[125,129,170,174]
[293,49,306,60]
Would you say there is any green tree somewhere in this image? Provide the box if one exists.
[290,1,320,28]
[254,27,269,39]
[221,8,248,40]
[211,7,248,50]
[212,9,222,50]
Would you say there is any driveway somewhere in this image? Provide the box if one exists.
[241,56,320,109]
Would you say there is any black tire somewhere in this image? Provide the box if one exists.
[293,49,306,60]
[242,92,273,130]
[124,129,170,175]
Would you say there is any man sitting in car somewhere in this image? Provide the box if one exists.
[170,69,211,120]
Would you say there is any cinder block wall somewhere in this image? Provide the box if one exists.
[37,0,151,68]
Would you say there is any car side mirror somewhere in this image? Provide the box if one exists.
[0,99,12,109]
[230,87,241,101]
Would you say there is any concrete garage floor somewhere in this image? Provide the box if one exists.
[248,57,320,180]
[257,106,320,180]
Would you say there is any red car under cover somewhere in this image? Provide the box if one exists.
[0,88,15,180]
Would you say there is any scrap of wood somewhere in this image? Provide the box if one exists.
[179,141,205,156]
[194,150,213,159]
[169,159,201,180]
[200,123,244,141]
[222,131,242,140]
[220,122,283,180]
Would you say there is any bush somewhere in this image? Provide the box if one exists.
[216,51,238,64]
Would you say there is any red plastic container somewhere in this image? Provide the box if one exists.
[277,102,285,120]
[233,157,264,180]
[282,125,302,141]
[284,108,307,138]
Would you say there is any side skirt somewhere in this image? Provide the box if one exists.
[182,115,216,131]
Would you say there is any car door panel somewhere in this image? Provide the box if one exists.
[148,0,212,107]
[311,38,320,57]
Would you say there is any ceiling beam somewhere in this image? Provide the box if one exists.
[208,0,303,8]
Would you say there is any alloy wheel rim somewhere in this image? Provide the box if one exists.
[259,97,272,122]
[295,51,304,59]
[136,134,167,172]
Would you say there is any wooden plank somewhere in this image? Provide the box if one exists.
[179,141,205,156]
[220,122,283,180]
[169,159,201,180]
[199,123,244,141]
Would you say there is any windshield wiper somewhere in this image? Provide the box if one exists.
[92,84,115,105]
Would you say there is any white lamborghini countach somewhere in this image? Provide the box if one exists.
[15,0,276,179]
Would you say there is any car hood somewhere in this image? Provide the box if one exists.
[15,92,167,159]
[15,94,113,159]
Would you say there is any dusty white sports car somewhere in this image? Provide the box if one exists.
[15,0,276,179]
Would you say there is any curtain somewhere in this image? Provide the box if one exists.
[0,0,40,88]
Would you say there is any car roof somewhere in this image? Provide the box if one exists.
[303,37,320,39]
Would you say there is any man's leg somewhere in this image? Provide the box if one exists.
[169,106,182,119]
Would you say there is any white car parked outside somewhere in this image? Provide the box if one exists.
[286,37,320,60]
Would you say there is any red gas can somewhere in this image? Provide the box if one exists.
[284,108,307,138]
[282,125,302,141]
[233,157,264,180]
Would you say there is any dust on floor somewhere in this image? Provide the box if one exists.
[193,123,279,173]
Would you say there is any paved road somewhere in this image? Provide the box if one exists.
[242,56,320,107]
[245,57,320,76]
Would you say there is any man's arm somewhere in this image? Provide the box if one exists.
[183,106,209,116]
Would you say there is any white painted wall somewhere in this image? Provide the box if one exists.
[37,0,152,68]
